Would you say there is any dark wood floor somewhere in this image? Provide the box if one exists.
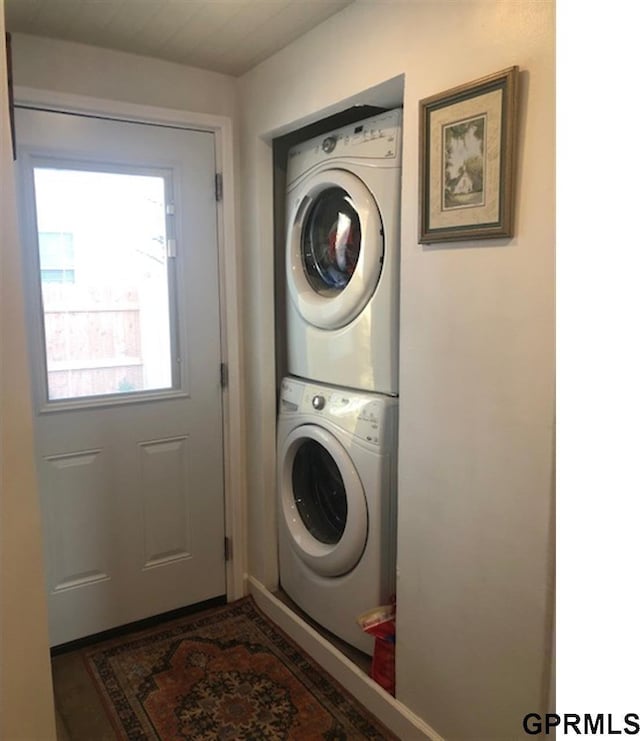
[53,650,115,741]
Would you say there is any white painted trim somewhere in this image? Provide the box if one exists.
[14,85,247,603]
[14,86,230,132]
[248,576,444,741]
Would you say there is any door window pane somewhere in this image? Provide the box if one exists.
[33,167,175,401]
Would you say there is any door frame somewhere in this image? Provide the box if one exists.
[14,85,247,602]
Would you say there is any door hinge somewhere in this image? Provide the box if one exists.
[220,362,228,388]
[215,172,223,202]
[167,238,177,258]
[224,536,232,562]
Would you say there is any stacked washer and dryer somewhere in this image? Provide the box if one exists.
[277,109,402,655]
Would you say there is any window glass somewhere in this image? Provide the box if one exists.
[33,167,174,401]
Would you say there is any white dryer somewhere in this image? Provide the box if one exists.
[277,376,397,655]
[285,109,402,396]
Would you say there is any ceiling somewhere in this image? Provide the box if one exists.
[4,0,354,77]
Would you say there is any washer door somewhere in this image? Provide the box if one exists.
[280,424,368,577]
[286,169,384,330]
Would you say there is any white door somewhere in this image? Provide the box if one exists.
[15,107,227,646]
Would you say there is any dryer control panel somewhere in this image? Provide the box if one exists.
[287,108,403,185]
[280,377,396,447]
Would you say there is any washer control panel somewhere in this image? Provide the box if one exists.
[280,377,393,447]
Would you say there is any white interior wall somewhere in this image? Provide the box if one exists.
[238,2,555,739]
[10,33,237,118]
[0,13,56,737]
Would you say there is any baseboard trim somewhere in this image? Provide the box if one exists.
[248,576,443,741]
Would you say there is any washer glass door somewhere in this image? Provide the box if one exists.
[292,438,347,545]
[280,424,368,577]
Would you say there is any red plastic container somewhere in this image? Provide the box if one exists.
[358,600,396,696]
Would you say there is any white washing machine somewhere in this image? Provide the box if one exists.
[277,376,398,655]
[285,108,402,396]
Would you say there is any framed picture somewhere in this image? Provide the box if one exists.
[418,66,518,244]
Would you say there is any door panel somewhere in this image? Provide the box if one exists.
[139,435,191,567]
[15,108,226,646]
[44,448,112,592]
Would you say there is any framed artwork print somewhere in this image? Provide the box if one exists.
[418,66,518,244]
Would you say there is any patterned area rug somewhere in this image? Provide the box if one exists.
[84,596,397,740]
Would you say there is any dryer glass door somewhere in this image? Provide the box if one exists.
[286,170,383,330]
[302,187,361,296]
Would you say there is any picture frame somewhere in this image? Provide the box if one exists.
[418,66,518,244]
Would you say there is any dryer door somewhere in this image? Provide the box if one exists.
[279,424,368,577]
[286,170,384,330]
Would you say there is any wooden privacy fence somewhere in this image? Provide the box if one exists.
[41,283,143,399]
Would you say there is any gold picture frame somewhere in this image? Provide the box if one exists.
[418,66,519,244]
